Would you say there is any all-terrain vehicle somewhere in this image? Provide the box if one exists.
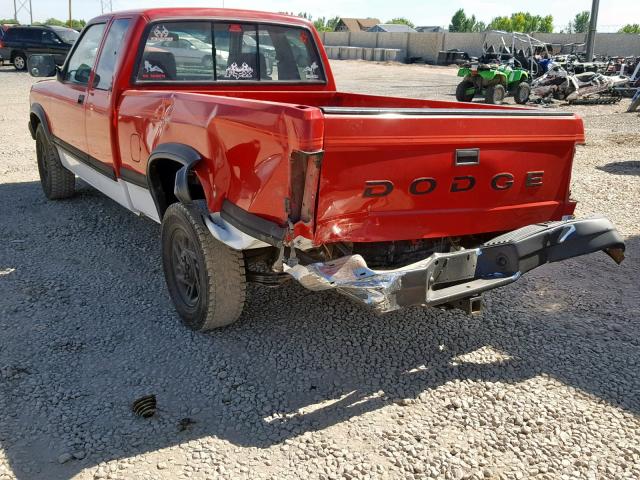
[456,62,531,104]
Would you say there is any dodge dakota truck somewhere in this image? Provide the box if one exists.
[27,8,625,331]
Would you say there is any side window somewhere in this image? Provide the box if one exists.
[94,19,131,91]
[64,23,106,85]
[42,30,62,45]
[138,22,213,81]
[258,26,325,82]
[214,23,258,81]
[22,29,39,42]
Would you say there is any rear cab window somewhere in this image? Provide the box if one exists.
[136,20,325,84]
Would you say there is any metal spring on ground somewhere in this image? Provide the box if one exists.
[132,394,157,418]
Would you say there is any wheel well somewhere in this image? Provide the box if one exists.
[147,158,205,219]
[11,50,24,60]
[30,113,40,130]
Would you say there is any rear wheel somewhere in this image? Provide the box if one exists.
[161,202,247,331]
[485,84,505,104]
[13,52,27,71]
[35,124,75,200]
[455,80,476,102]
[514,82,531,104]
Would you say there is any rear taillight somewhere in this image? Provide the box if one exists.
[0,41,4,48]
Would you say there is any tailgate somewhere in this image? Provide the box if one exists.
[314,107,584,244]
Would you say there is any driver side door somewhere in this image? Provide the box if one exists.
[46,23,105,156]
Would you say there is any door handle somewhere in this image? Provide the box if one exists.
[77,94,85,105]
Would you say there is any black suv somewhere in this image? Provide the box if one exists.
[0,25,79,71]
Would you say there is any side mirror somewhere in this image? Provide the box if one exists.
[75,64,91,84]
[28,54,57,77]
[91,73,101,88]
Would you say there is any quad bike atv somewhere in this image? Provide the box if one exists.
[456,62,531,104]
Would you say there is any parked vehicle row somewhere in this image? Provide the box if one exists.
[0,25,78,70]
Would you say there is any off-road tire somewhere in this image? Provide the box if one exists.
[455,81,476,102]
[35,124,76,200]
[161,202,247,331]
[13,52,27,71]
[514,82,531,104]
[485,84,505,104]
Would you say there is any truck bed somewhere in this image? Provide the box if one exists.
[117,89,583,245]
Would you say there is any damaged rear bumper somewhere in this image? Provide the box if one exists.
[284,216,625,313]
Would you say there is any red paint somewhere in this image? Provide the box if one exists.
[31,8,585,247]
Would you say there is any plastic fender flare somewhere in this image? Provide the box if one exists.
[29,103,51,140]
[146,143,203,218]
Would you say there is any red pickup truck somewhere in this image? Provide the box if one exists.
[27,8,624,331]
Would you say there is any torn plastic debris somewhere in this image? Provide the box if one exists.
[283,254,441,313]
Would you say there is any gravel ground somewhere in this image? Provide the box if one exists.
[0,60,639,480]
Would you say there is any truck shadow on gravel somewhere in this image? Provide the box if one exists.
[0,180,638,479]
[597,160,640,176]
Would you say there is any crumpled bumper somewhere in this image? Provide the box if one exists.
[284,216,625,313]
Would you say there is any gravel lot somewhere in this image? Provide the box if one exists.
[0,60,639,480]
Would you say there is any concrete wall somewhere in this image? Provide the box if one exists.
[593,33,640,57]
[322,32,350,46]
[407,32,444,63]
[350,31,378,48]
[442,33,486,57]
[319,31,640,63]
[323,31,408,61]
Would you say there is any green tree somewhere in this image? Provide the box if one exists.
[449,9,484,32]
[326,16,340,31]
[487,16,512,31]
[386,17,415,28]
[619,24,640,33]
[572,11,590,33]
[449,9,468,32]
[540,15,554,33]
[67,19,86,30]
[488,13,554,33]
[44,17,65,26]
[314,16,340,32]
[39,18,85,30]
[313,17,327,31]
[0,18,19,24]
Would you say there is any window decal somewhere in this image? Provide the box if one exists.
[224,62,254,79]
[142,60,165,79]
[303,62,319,80]
[149,25,170,41]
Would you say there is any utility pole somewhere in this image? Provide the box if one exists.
[585,0,600,61]
[68,0,72,27]
[13,0,33,24]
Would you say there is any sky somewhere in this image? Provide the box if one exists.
[2,0,639,32]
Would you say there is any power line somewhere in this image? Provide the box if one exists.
[13,0,33,24]
[100,0,113,14]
